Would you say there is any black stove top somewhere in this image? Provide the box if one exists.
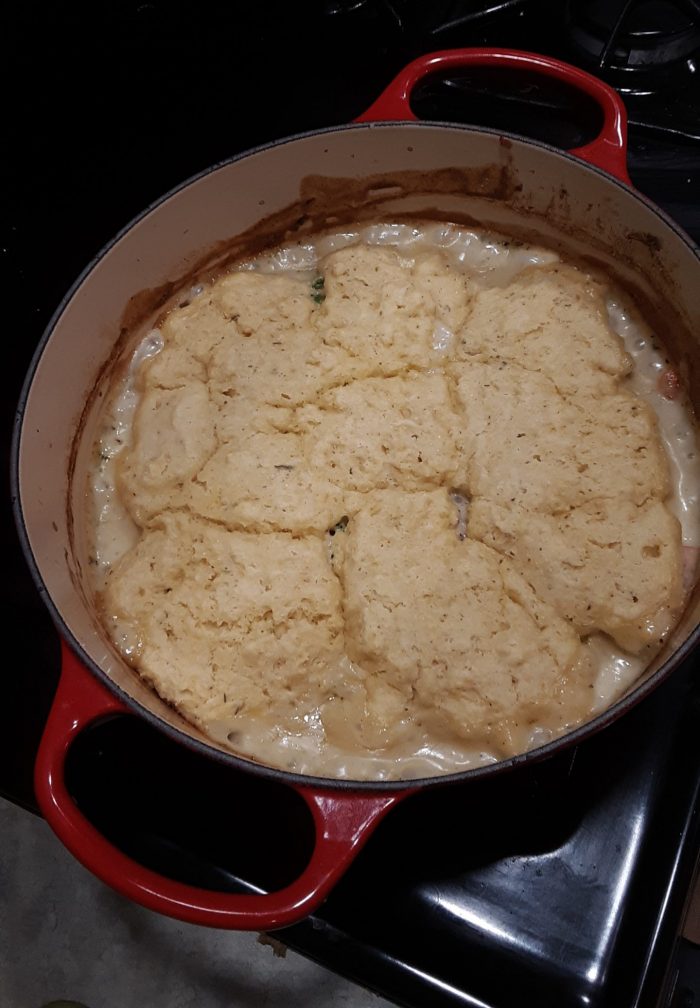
[4,2,700,1006]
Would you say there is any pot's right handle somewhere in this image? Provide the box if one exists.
[356,48,631,186]
[35,642,407,930]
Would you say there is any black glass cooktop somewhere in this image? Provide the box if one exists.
[4,2,700,1006]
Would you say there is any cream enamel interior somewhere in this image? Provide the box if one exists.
[16,123,700,777]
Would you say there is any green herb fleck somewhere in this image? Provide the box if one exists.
[311,275,326,305]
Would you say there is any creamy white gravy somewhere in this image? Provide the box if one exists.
[89,223,699,779]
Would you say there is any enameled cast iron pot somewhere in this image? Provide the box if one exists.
[13,49,700,930]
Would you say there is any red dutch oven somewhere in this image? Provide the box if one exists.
[13,49,700,930]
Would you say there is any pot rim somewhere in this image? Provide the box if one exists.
[12,118,700,794]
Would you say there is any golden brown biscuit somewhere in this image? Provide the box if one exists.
[319,245,472,373]
[102,512,345,729]
[469,497,683,653]
[455,263,630,395]
[186,430,356,533]
[292,372,463,493]
[451,361,669,511]
[209,270,355,408]
[337,489,585,755]
[117,382,217,524]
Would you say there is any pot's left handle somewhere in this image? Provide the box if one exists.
[35,642,405,930]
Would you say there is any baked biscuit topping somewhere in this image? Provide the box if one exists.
[452,361,669,511]
[91,229,690,779]
[105,513,345,726]
[337,489,585,756]
[456,262,631,395]
[469,498,683,653]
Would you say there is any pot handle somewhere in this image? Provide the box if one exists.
[356,48,631,185]
[35,641,405,930]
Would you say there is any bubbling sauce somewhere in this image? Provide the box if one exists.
[88,223,699,780]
